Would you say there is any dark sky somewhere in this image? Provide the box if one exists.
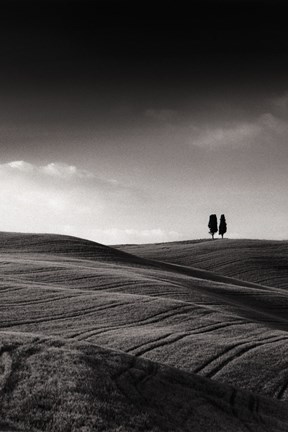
[0,0,288,242]
[1,0,287,96]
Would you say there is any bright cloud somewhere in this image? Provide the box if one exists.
[0,160,181,244]
[40,162,95,179]
[3,161,95,179]
[0,161,126,240]
[191,113,288,149]
[192,123,260,149]
[7,161,35,172]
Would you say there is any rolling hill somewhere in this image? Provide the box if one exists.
[116,239,288,289]
[1,232,288,431]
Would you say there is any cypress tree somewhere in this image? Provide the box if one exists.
[219,214,227,238]
[208,214,218,240]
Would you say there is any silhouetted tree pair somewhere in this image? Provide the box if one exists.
[208,214,227,239]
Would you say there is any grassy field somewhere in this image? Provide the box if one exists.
[2,332,288,432]
[1,232,288,430]
[116,239,288,289]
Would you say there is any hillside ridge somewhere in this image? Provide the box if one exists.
[1,331,288,432]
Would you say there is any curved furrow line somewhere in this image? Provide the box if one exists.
[204,343,258,378]
[128,321,253,360]
[0,302,109,326]
[257,333,288,344]
[8,274,167,294]
[205,332,288,379]
[3,278,111,295]
[190,320,247,336]
[90,280,161,292]
[0,286,25,294]
[0,293,82,308]
[5,277,240,318]
[139,275,190,290]
[205,335,288,379]
[193,338,259,377]
[132,333,191,357]
[125,333,172,354]
[75,303,194,341]
[2,276,226,311]
[71,309,186,340]
[58,275,146,288]
[0,300,133,329]
[72,314,245,349]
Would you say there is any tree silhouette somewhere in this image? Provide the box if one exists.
[219,214,227,238]
[208,214,218,240]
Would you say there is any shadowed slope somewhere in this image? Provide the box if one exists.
[116,239,288,289]
[0,332,288,432]
[1,232,288,402]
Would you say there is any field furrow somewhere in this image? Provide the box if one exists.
[1,232,288,421]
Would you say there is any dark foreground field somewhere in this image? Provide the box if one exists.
[1,233,288,431]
